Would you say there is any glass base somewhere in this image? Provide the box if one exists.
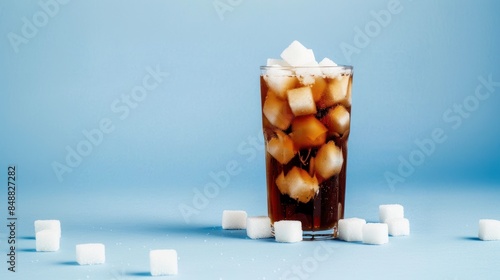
[271,224,338,241]
[302,228,337,241]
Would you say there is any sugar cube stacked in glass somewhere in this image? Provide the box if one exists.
[261,41,353,234]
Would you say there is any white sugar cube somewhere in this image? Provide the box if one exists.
[34,220,61,238]
[267,131,296,165]
[287,86,317,116]
[76,243,105,265]
[362,223,389,245]
[274,220,302,243]
[246,216,273,239]
[35,230,60,252]
[317,76,351,109]
[478,219,500,241]
[322,105,350,136]
[387,218,410,236]
[150,249,178,276]
[319,57,342,78]
[295,62,323,81]
[222,210,247,229]
[338,218,366,242]
[281,167,319,204]
[267,58,290,67]
[318,57,337,67]
[280,40,316,67]
[314,141,344,180]
[263,71,297,100]
[379,204,404,223]
[263,93,294,130]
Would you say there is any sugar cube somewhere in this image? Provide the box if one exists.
[280,40,316,67]
[76,243,105,265]
[318,57,337,67]
[274,220,302,243]
[478,219,500,241]
[246,216,273,239]
[362,223,389,245]
[338,218,366,242]
[321,105,350,137]
[266,130,296,165]
[387,218,410,236]
[287,86,317,116]
[222,210,247,230]
[263,69,297,99]
[150,249,178,276]
[318,57,342,78]
[262,93,294,130]
[34,220,61,238]
[379,204,404,223]
[277,166,319,204]
[267,58,290,67]
[295,61,323,81]
[291,115,328,149]
[317,76,351,109]
[314,141,344,180]
[35,230,60,252]
[310,76,327,102]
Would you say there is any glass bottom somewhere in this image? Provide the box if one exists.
[302,228,337,241]
[271,226,338,241]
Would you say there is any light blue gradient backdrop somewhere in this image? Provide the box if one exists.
[0,1,500,279]
[1,0,499,192]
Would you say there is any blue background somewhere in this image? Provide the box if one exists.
[0,0,499,279]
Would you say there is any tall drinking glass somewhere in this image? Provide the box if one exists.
[260,65,353,239]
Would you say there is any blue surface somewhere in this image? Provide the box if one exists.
[1,0,500,279]
[2,183,500,279]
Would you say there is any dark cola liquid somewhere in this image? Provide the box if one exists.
[260,74,351,232]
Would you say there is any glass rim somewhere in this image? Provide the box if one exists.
[260,65,353,70]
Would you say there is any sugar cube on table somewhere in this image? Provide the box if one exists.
[387,218,410,236]
[338,218,366,242]
[274,220,302,243]
[362,223,389,245]
[35,230,60,252]
[150,249,178,276]
[34,220,61,238]
[246,216,273,239]
[478,219,500,241]
[379,204,404,223]
[222,210,247,230]
[76,243,105,265]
